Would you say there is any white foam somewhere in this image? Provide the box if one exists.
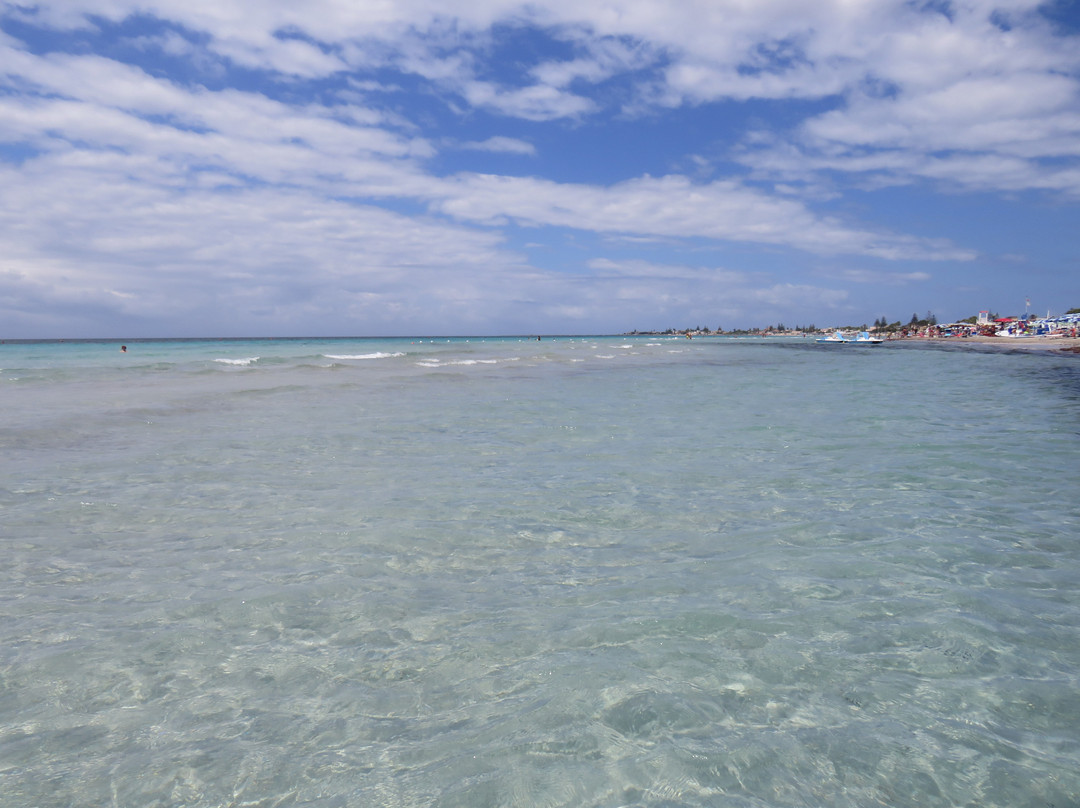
[415,357,499,368]
[213,356,259,366]
[323,352,405,360]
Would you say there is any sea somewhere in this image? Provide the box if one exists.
[2,335,1079,808]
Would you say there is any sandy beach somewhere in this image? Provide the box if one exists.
[900,334,1080,353]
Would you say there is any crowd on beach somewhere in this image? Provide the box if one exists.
[889,313,1080,341]
[882,313,1080,353]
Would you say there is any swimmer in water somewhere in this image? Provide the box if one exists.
[120,345,127,352]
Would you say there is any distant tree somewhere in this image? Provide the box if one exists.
[1067,308,1080,315]
[909,313,919,325]
[926,310,937,326]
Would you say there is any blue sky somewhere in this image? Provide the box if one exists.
[2,0,1078,337]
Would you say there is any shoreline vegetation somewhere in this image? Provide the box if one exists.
[628,309,1080,354]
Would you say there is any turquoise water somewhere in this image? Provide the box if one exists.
[3,336,1079,807]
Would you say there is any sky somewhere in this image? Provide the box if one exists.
[1,0,1079,338]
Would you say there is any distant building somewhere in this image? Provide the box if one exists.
[977,311,990,325]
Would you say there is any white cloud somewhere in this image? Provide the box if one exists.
[530,34,657,87]
[432,173,973,260]
[0,159,536,335]
[462,80,595,120]
[821,268,933,285]
[732,4,1080,195]
[215,35,348,78]
[458,136,536,154]
[9,1,1078,185]
[1,31,970,262]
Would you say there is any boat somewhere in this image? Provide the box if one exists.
[816,330,883,345]
[816,331,849,343]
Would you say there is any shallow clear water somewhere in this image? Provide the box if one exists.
[2,336,1079,807]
